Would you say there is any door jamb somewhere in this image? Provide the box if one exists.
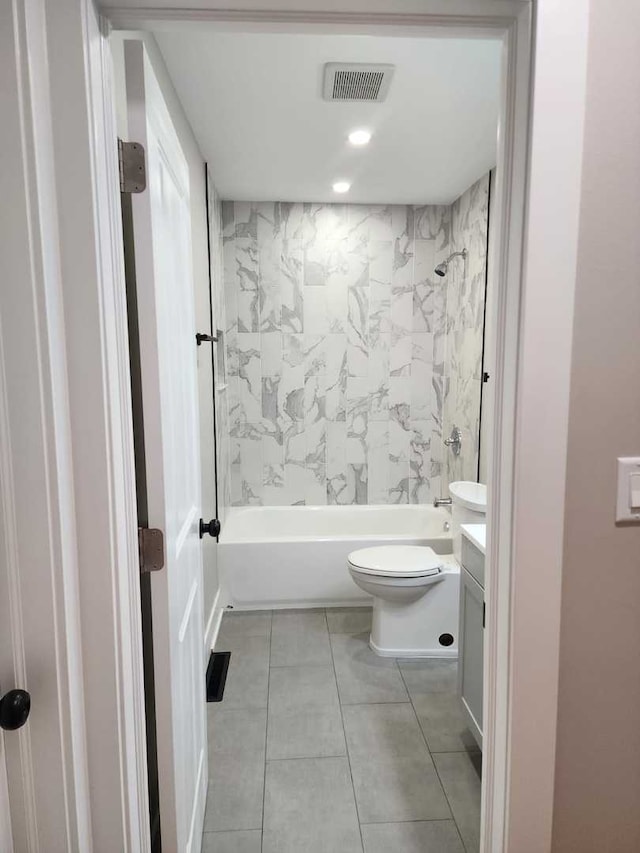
[103,6,533,849]
[31,0,588,850]
[105,5,533,850]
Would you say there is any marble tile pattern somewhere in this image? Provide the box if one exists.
[442,173,490,488]
[207,175,233,525]
[220,185,489,506]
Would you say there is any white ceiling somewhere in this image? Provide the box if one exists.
[153,31,501,204]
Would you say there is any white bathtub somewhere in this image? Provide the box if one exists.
[218,505,454,609]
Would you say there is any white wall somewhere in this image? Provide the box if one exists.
[111,33,222,646]
[552,1,640,849]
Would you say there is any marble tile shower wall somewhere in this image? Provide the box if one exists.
[443,173,490,487]
[207,175,232,525]
[221,200,452,506]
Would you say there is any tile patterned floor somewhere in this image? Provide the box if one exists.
[203,608,481,853]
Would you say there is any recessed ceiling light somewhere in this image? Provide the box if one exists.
[348,129,372,147]
[332,181,351,194]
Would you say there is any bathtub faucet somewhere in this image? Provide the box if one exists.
[433,497,452,508]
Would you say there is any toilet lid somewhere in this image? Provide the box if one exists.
[348,546,443,578]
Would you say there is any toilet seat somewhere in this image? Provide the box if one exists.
[347,545,443,578]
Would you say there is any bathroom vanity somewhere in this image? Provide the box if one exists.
[458,523,486,750]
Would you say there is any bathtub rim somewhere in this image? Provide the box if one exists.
[219,503,453,545]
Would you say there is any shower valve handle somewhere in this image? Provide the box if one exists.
[444,426,462,456]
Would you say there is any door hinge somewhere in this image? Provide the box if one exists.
[138,527,165,573]
[118,139,146,194]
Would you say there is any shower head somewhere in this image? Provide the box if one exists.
[434,248,467,278]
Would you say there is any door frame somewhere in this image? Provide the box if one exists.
[1,0,149,849]
[3,0,590,850]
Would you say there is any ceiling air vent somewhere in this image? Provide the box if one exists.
[323,63,395,102]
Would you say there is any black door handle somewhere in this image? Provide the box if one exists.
[199,518,220,539]
[0,688,31,731]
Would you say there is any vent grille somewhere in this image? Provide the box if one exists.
[323,63,394,102]
[333,70,384,101]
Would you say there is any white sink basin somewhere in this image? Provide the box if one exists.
[449,481,487,512]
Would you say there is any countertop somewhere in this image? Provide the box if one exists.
[461,523,486,556]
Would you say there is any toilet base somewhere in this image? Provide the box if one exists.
[368,636,457,658]
[369,569,460,658]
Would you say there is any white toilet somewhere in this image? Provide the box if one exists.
[347,546,460,658]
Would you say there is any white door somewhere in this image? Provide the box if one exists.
[0,751,11,853]
[125,40,207,853]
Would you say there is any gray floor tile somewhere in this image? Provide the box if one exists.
[267,665,345,759]
[268,664,339,713]
[203,751,265,832]
[330,633,408,704]
[412,692,478,752]
[208,707,267,757]
[270,610,332,667]
[263,756,363,853]
[326,607,373,635]
[398,658,458,696]
[215,635,270,710]
[201,829,262,853]
[361,820,465,853]
[342,691,449,825]
[267,705,346,760]
[342,703,429,760]
[218,610,272,640]
[349,752,451,823]
[433,751,482,853]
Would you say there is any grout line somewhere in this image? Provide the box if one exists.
[339,700,412,708]
[203,829,264,835]
[397,663,469,852]
[397,664,433,753]
[265,752,348,764]
[358,817,455,826]
[326,609,366,853]
[260,614,273,853]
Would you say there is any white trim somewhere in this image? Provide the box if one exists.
[0,1,93,847]
[39,0,150,849]
[97,17,153,851]
[104,3,528,31]
[496,2,590,849]
[229,599,372,612]
[101,7,538,849]
[480,10,533,850]
[101,6,537,850]
[11,1,588,850]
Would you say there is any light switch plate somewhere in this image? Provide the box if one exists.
[616,457,640,523]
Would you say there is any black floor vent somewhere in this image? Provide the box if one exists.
[206,651,231,702]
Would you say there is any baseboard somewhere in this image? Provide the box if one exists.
[204,587,225,654]
[369,637,459,659]
[226,597,372,612]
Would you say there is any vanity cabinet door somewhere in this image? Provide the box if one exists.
[458,566,484,748]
